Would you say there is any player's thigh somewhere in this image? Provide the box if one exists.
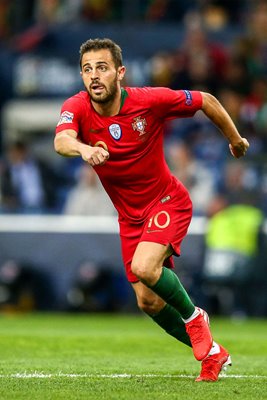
[119,221,143,283]
[131,280,166,313]
[131,241,173,279]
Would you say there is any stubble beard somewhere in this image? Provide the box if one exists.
[88,77,119,104]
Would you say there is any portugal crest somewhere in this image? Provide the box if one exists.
[132,116,147,136]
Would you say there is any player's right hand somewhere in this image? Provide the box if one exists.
[81,145,109,166]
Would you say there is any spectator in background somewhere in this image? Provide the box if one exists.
[186,0,248,29]
[0,0,11,40]
[63,164,115,216]
[170,18,228,94]
[144,0,197,22]
[222,57,251,96]
[0,140,60,213]
[202,198,264,316]
[81,0,113,21]
[247,0,267,51]
[0,0,35,40]
[219,159,261,208]
[149,51,174,88]
[167,141,215,215]
[33,0,83,24]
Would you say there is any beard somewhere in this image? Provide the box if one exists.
[87,77,118,104]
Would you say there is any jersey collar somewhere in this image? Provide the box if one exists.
[120,87,128,111]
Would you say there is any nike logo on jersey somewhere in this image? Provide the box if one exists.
[89,128,104,133]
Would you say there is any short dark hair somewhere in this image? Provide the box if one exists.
[79,38,123,69]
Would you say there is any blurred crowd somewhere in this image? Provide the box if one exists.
[0,0,249,40]
[0,0,266,217]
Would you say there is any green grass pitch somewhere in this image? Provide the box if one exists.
[0,313,266,399]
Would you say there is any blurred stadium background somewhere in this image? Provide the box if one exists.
[0,0,266,316]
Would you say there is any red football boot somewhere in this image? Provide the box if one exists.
[196,344,232,382]
[185,307,213,361]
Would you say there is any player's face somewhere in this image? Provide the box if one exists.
[81,49,125,104]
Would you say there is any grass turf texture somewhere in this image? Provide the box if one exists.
[0,313,266,400]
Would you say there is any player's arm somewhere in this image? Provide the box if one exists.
[54,129,109,166]
[201,92,249,158]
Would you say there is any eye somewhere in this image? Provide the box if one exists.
[84,66,92,73]
[99,65,107,72]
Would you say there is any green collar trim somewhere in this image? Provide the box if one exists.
[120,88,128,110]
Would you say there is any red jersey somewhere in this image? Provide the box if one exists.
[55,87,202,223]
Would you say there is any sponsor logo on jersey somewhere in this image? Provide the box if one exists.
[183,90,193,106]
[108,123,122,140]
[132,116,147,136]
[57,111,74,126]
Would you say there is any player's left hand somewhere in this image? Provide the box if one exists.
[229,138,249,158]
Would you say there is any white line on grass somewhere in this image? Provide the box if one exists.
[0,373,266,379]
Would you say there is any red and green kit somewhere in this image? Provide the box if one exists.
[56,87,203,281]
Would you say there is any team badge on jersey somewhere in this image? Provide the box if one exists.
[109,123,122,140]
[132,116,147,136]
[57,111,74,126]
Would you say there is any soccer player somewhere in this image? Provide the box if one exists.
[54,38,249,381]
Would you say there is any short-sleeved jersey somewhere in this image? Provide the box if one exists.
[55,87,202,223]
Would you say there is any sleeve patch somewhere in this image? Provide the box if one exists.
[57,111,74,126]
[183,90,193,106]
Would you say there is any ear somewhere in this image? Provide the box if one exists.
[117,66,126,82]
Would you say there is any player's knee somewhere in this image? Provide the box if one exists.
[131,261,156,285]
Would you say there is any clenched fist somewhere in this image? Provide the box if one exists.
[81,145,110,166]
[229,138,249,159]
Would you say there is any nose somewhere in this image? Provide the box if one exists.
[90,68,99,80]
